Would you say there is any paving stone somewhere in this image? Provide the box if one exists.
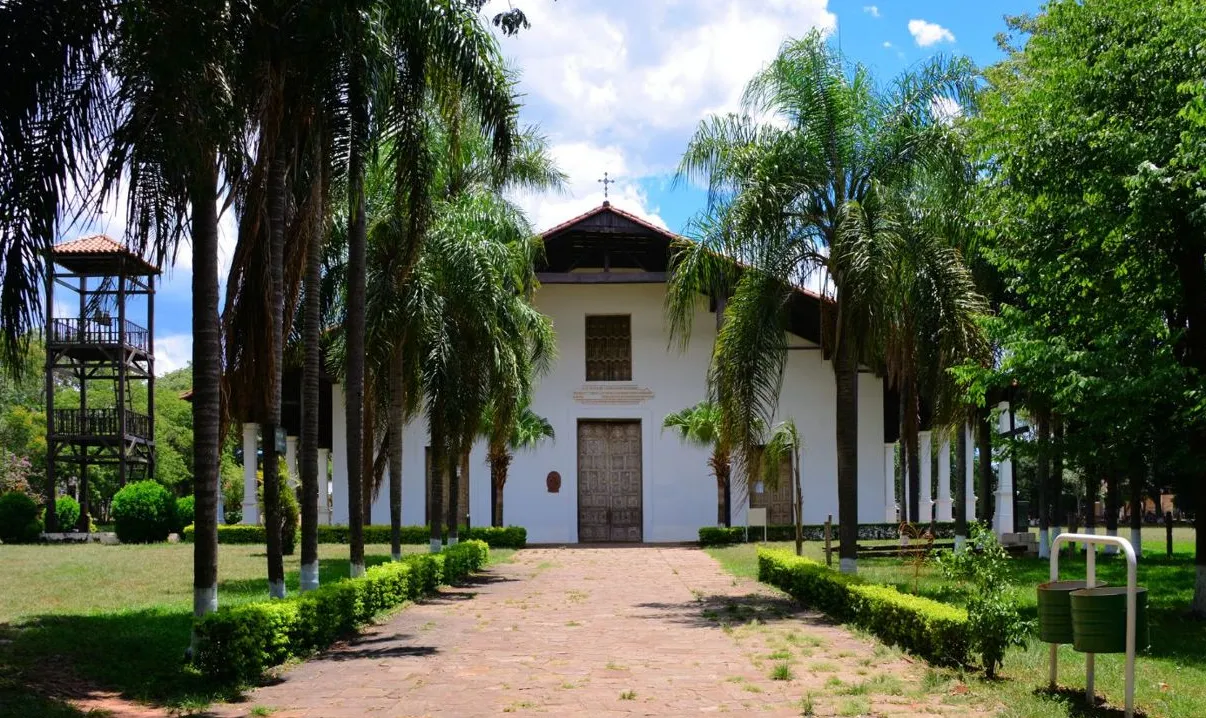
[207,547,994,717]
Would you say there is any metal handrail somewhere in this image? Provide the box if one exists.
[1048,533,1138,717]
[49,317,150,352]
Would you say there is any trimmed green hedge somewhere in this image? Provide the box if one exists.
[191,539,490,682]
[757,548,969,667]
[181,523,526,549]
[700,521,961,546]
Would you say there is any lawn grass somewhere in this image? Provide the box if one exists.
[707,530,1204,718]
[0,542,513,717]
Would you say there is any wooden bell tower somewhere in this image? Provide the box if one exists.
[44,235,159,532]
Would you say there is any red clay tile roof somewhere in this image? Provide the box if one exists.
[53,234,161,274]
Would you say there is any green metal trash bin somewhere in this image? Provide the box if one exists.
[1037,580,1100,644]
[1070,586,1149,654]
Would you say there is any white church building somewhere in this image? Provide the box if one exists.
[243,202,975,544]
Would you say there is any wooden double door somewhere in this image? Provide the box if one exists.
[577,420,642,542]
[748,451,794,525]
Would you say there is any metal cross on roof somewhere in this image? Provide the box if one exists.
[598,171,615,199]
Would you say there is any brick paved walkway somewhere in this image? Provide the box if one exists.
[210,547,992,717]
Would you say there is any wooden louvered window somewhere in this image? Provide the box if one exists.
[585,315,632,381]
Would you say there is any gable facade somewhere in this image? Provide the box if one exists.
[328,203,895,543]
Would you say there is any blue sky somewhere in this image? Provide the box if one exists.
[67,0,1039,373]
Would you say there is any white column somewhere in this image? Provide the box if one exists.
[884,443,896,522]
[331,383,349,525]
[937,436,952,521]
[317,448,331,525]
[286,436,299,484]
[994,402,1014,538]
[241,422,260,525]
[919,430,933,523]
[965,423,976,522]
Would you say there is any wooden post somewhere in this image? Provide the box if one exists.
[824,514,833,567]
[1166,511,1174,558]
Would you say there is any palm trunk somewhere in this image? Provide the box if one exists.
[1036,409,1050,558]
[793,450,803,557]
[954,414,967,549]
[428,419,444,553]
[345,58,367,578]
[834,330,859,573]
[715,451,732,528]
[903,380,920,523]
[446,446,461,544]
[262,133,287,600]
[361,396,375,520]
[489,449,509,527]
[977,406,993,526]
[190,160,221,631]
[388,345,404,561]
[300,163,323,591]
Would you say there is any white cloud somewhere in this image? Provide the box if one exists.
[484,0,835,170]
[882,41,892,49]
[511,141,666,232]
[908,19,955,47]
[863,5,880,18]
[155,333,193,375]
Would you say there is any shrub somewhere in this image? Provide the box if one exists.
[176,496,195,532]
[461,525,526,549]
[936,524,1032,676]
[111,481,177,543]
[191,540,490,682]
[56,496,81,530]
[182,523,526,550]
[224,507,243,525]
[758,548,969,667]
[700,521,965,546]
[0,491,43,543]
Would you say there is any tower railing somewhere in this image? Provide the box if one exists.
[48,317,150,352]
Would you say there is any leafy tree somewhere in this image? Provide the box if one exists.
[975,0,1206,611]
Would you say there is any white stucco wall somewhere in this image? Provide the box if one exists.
[337,282,891,543]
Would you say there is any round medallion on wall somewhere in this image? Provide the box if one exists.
[546,471,561,493]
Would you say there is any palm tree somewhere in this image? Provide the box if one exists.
[882,204,989,527]
[485,404,555,527]
[662,401,733,527]
[761,419,804,556]
[411,195,551,550]
[0,0,245,627]
[362,98,558,554]
[667,33,975,573]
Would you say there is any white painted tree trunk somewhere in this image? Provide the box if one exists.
[350,562,366,578]
[300,562,320,592]
[269,580,286,599]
